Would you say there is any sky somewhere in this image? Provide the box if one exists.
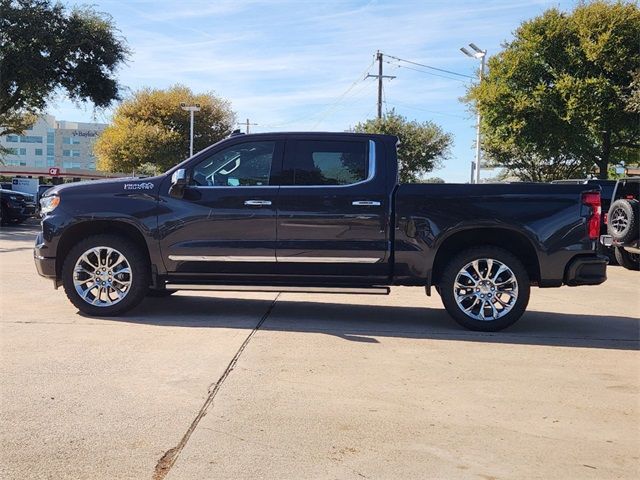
[49,0,579,182]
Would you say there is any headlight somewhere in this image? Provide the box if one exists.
[8,195,20,201]
[40,195,60,214]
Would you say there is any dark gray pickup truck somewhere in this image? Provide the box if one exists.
[35,132,607,331]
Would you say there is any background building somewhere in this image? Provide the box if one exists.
[0,115,106,171]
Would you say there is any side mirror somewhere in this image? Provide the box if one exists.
[169,168,187,198]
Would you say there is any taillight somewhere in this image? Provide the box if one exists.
[582,191,601,240]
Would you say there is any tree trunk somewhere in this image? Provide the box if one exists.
[598,131,611,179]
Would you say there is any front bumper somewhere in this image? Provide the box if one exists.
[34,232,57,280]
[5,202,36,220]
[34,253,56,278]
[564,255,608,286]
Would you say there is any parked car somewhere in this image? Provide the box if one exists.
[600,177,640,270]
[34,132,607,331]
[1,188,36,225]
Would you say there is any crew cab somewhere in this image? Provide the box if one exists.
[34,132,607,331]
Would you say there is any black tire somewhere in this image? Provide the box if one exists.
[614,247,640,271]
[62,234,150,316]
[147,288,177,297]
[439,246,530,332]
[608,199,639,243]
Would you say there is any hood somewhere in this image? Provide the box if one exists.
[0,188,33,199]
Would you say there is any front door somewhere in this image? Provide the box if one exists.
[276,136,390,280]
[159,139,283,275]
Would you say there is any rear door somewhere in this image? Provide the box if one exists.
[276,135,390,279]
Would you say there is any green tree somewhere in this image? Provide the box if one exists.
[465,0,640,181]
[95,85,235,172]
[424,177,446,183]
[354,110,452,183]
[0,0,129,144]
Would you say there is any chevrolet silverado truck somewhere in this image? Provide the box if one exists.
[34,132,607,331]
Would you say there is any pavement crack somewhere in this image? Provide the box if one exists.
[152,294,280,480]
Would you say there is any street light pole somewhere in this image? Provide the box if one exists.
[461,43,487,184]
[180,103,201,157]
[189,109,194,155]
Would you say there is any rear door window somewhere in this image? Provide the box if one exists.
[284,140,368,186]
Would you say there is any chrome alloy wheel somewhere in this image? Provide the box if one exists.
[453,258,518,321]
[609,207,629,234]
[73,246,133,306]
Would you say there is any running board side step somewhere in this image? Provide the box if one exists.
[164,284,390,295]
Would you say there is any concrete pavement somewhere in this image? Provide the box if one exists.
[1,221,638,479]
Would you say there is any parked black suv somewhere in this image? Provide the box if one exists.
[1,188,36,225]
[601,177,640,270]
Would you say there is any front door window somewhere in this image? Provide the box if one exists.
[192,141,276,187]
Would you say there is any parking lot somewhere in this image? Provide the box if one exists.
[1,220,638,480]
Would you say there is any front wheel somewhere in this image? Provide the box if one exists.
[439,247,530,332]
[62,234,150,316]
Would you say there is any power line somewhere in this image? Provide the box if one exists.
[385,97,468,119]
[311,77,377,130]
[263,56,376,129]
[382,52,474,80]
[258,52,473,131]
[310,56,377,129]
[385,61,469,83]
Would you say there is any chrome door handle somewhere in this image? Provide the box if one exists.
[352,200,381,206]
[244,200,272,206]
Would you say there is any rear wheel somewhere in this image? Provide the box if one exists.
[62,234,150,316]
[614,247,640,271]
[439,246,530,331]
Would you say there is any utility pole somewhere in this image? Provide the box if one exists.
[366,51,395,119]
[238,118,258,134]
[180,103,201,157]
[461,43,487,184]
